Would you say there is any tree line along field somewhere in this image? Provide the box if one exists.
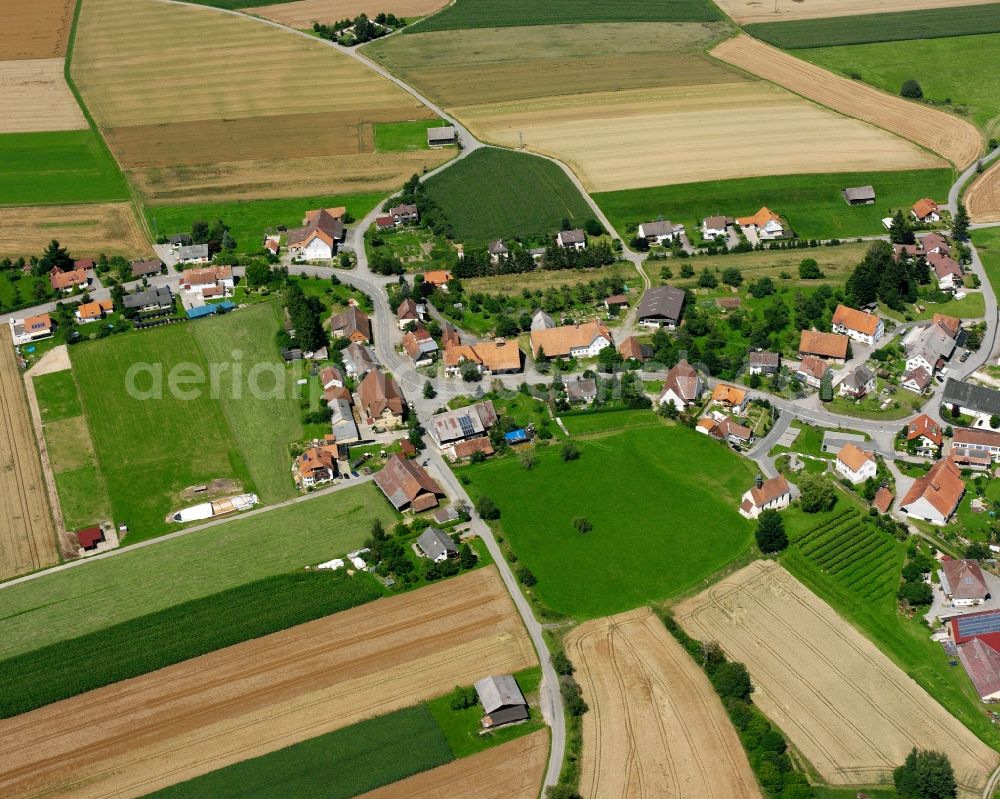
[460,413,758,618]
[246,0,451,28]
[423,148,595,246]
[71,0,450,204]
[594,168,954,242]
[0,202,150,260]
[744,2,1000,48]
[0,568,536,798]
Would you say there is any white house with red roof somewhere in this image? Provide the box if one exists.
[738,475,791,519]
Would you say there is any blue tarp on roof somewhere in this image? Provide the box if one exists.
[186,301,235,319]
[504,428,529,444]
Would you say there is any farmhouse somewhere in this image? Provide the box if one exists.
[952,428,1000,463]
[9,313,53,345]
[174,244,210,264]
[795,355,828,388]
[50,267,90,292]
[934,312,961,339]
[739,474,791,519]
[375,216,395,232]
[286,208,345,260]
[123,286,174,313]
[343,342,380,377]
[386,203,418,225]
[444,339,522,375]
[557,229,586,250]
[638,220,683,244]
[475,675,528,729]
[430,400,497,449]
[658,359,702,411]
[635,285,685,328]
[530,320,612,359]
[737,207,787,240]
[843,185,876,205]
[831,304,883,345]
[427,125,457,147]
[76,526,106,553]
[373,453,445,512]
[928,252,963,291]
[402,328,438,366]
[838,365,876,399]
[899,457,964,525]
[130,258,165,278]
[566,377,598,404]
[701,216,733,239]
[711,384,748,413]
[618,336,653,363]
[921,233,950,255]
[835,443,877,484]
[872,486,894,514]
[904,323,955,374]
[698,416,754,447]
[423,270,452,290]
[944,379,1000,427]
[294,441,339,488]
[416,528,458,562]
[907,413,943,457]
[320,365,345,389]
[330,396,360,444]
[75,298,114,323]
[901,366,932,394]
[179,265,233,298]
[912,198,941,223]
[940,559,991,607]
[488,240,509,263]
[330,306,372,344]
[358,369,405,430]
[396,298,424,328]
[748,350,779,375]
[454,438,495,460]
[798,330,848,362]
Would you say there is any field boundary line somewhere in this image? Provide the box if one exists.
[20,364,67,546]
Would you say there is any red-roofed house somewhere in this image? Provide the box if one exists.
[907,413,943,457]
[872,486,894,514]
[912,198,941,223]
[835,443,877,484]
[76,526,105,551]
[940,559,990,607]
[831,304,883,345]
[899,457,965,525]
[50,267,90,292]
[739,475,791,519]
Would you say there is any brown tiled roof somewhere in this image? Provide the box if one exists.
[912,198,939,218]
[661,358,700,403]
[796,355,828,380]
[798,330,848,360]
[297,444,338,480]
[130,258,164,276]
[182,265,232,287]
[605,294,628,306]
[942,559,989,601]
[712,384,746,406]
[331,306,371,342]
[902,367,931,392]
[920,232,950,253]
[288,208,345,249]
[323,385,352,404]
[531,321,611,358]
[872,486,894,514]
[953,427,1000,449]
[397,298,419,320]
[933,313,960,338]
[76,298,113,320]
[320,365,344,387]
[832,304,880,336]
[957,638,1000,700]
[750,475,790,507]
[748,350,779,368]
[50,267,89,290]
[618,336,652,362]
[454,438,495,458]
[23,312,52,333]
[900,457,964,518]
[907,413,942,445]
[928,252,962,280]
[443,340,521,372]
[737,206,781,228]
[837,443,875,473]
[373,454,444,510]
[358,369,404,418]
[423,270,452,286]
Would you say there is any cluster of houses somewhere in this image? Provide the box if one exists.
[896,231,964,292]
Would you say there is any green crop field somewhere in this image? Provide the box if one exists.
[406,0,720,32]
[0,130,128,206]
[424,147,595,247]
[744,3,1000,49]
[594,168,954,242]
[144,192,384,255]
[374,120,442,152]
[0,571,382,718]
[781,508,1000,748]
[798,34,1000,134]
[0,482,394,660]
[975,228,1000,294]
[461,413,757,617]
[146,705,453,799]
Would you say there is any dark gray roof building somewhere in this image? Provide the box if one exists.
[475,674,529,728]
[636,285,685,326]
[416,528,458,562]
[944,378,1000,417]
[123,286,173,310]
[842,185,876,205]
[427,126,457,145]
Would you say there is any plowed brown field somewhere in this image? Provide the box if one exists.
[0,58,85,132]
[567,608,761,799]
[357,730,549,799]
[0,0,74,60]
[0,203,150,259]
[714,0,997,24]
[967,160,1000,223]
[711,35,982,168]
[676,561,997,794]
[0,566,537,798]
[0,328,59,582]
[246,0,450,27]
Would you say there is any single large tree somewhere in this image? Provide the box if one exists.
[755,509,788,553]
[952,202,970,241]
[888,210,916,245]
[39,239,73,272]
[799,473,836,513]
[894,749,956,799]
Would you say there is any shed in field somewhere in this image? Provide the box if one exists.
[842,185,876,205]
[475,674,529,728]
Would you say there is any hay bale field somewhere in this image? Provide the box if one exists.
[0,59,84,132]
[712,0,997,25]
[567,608,761,798]
[0,203,149,259]
[356,731,549,799]
[0,0,75,60]
[676,561,998,794]
[245,0,450,27]
[72,0,445,201]
[0,567,536,798]
[965,160,1000,223]
[0,329,59,582]
[711,35,982,168]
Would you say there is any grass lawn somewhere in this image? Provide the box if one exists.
[799,33,1000,133]
[33,370,83,423]
[974,228,1000,295]
[461,414,757,617]
[0,130,128,205]
[825,379,926,420]
[406,0,720,32]
[146,705,453,799]
[463,262,638,295]
[423,147,595,247]
[880,291,986,321]
[0,271,57,315]
[374,119,443,152]
[745,4,1000,49]
[143,192,384,255]
[594,169,955,242]
[0,482,395,659]
[769,421,868,459]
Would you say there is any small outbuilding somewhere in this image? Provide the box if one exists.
[475,674,529,728]
[842,185,876,205]
[427,126,457,147]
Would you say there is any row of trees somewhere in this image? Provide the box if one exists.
[284,282,326,353]
[449,239,616,279]
[312,12,403,45]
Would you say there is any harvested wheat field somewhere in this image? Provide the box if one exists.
[566,608,761,799]
[247,0,450,27]
[0,0,75,60]
[0,203,150,259]
[967,160,1000,223]
[712,35,982,168]
[0,566,537,798]
[358,730,549,799]
[0,58,85,132]
[715,0,997,24]
[457,82,943,192]
[0,329,59,583]
[676,561,997,794]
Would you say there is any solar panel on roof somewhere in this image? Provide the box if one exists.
[458,416,476,436]
[957,613,1000,638]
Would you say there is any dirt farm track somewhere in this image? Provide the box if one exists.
[676,561,998,796]
[0,329,59,582]
[0,566,536,798]
[566,608,761,799]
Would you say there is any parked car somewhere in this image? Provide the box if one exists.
[960,350,970,362]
